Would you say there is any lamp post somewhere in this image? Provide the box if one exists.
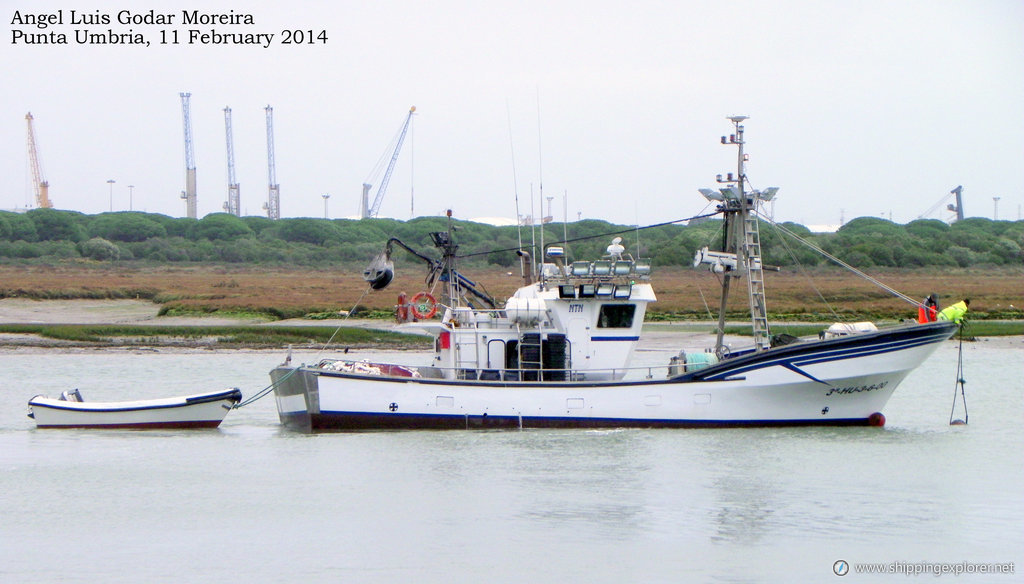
[107,179,116,212]
[128,185,135,211]
[322,193,330,219]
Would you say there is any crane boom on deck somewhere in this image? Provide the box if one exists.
[25,112,52,209]
[361,106,415,218]
[180,92,198,219]
[223,106,241,216]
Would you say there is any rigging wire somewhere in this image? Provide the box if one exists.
[455,211,721,260]
[234,286,374,409]
[697,288,715,319]
[506,100,524,278]
[758,209,842,321]
[536,88,545,280]
[314,286,373,360]
[363,117,408,186]
[918,191,953,220]
[765,217,921,307]
[692,204,725,327]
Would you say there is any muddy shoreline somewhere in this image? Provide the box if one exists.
[0,298,1018,352]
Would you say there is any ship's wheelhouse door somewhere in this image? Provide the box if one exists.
[568,318,589,373]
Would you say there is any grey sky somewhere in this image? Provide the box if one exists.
[3,0,1022,226]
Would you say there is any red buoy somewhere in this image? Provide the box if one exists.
[868,412,886,427]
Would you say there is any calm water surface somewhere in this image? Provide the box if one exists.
[1,339,1021,583]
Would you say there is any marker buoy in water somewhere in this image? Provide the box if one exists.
[867,412,886,427]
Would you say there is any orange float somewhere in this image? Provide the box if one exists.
[395,293,409,322]
[410,292,438,319]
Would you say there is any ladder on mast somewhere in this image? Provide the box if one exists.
[742,212,770,351]
[696,116,778,355]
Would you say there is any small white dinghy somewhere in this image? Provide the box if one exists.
[28,388,243,429]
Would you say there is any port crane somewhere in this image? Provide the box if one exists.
[263,105,281,220]
[360,106,415,219]
[917,185,965,223]
[947,185,964,222]
[180,93,198,219]
[25,112,53,208]
[223,107,241,216]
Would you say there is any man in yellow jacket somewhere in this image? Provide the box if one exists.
[938,298,970,324]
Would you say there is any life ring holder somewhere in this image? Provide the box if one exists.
[395,293,410,323]
[410,292,438,320]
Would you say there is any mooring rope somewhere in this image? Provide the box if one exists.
[948,324,969,425]
[234,367,296,409]
[234,286,374,409]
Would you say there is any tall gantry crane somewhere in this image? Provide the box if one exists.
[179,92,198,219]
[263,105,281,220]
[361,106,415,218]
[25,112,53,208]
[223,106,241,216]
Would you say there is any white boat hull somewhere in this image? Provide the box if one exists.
[271,322,955,431]
[28,388,242,429]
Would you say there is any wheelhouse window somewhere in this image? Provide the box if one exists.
[597,304,636,328]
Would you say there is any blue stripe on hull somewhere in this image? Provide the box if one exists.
[29,389,243,413]
[304,411,876,431]
[686,322,956,382]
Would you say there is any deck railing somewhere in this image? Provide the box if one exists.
[313,358,693,383]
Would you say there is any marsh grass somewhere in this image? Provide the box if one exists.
[1,265,1020,324]
[0,324,430,348]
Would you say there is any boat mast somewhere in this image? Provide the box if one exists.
[705,116,773,354]
[431,209,461,309]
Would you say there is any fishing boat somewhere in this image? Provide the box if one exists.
[270,116,958,431]
[28,388,242,429]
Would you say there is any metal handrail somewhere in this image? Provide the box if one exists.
[313,357,673,383]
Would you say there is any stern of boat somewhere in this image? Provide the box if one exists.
[271,366,316,432]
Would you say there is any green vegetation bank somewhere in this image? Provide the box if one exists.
[2,208,1022,269]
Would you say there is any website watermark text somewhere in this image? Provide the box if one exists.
[833,560,1015,577]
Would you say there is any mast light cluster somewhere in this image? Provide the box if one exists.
[699,186,778,203]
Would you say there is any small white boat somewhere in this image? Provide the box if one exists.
[28,388,242,429]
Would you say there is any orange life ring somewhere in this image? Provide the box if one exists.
[410,292,438,320]
[395,293,409,323]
